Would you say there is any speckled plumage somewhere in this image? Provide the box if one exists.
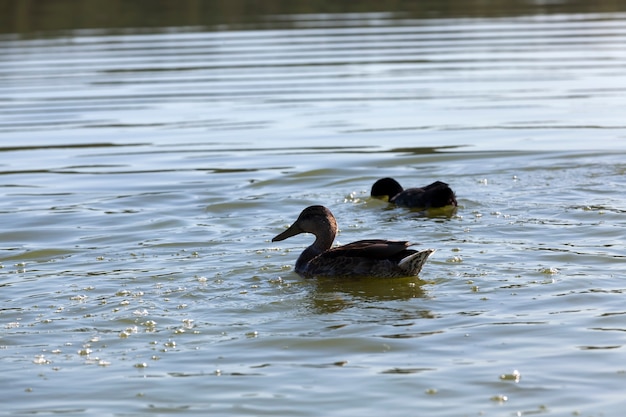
[371,177,457,209]
[272,205,434,278]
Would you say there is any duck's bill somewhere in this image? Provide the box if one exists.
[272,224,301,242]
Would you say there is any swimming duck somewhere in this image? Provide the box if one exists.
[272,205,434,278]
[371,178,457,209]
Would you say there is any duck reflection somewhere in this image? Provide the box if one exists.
[306,275,430,314]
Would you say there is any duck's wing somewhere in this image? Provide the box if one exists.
[323,239,415,260]
[390,188,429,207]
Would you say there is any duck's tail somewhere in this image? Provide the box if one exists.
[398,249,435,276]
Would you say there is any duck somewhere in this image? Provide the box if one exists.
[370,177,457,209]
[272,205,434,278]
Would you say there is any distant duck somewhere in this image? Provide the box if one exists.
[272,205,434,278]
[371,178,457,209]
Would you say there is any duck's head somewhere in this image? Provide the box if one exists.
[371,177,403,201]
[272,205,337,242]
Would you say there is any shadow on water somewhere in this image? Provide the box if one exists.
[306,275,430,314]
[374,203,459,219]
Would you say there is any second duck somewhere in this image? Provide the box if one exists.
[371,177,457,209]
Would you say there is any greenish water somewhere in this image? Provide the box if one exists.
[1,3,626,417]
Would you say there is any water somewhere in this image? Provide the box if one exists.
[1,4,626,416]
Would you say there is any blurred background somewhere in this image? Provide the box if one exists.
[4,0,626,35]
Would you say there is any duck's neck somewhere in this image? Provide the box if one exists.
[295,226,335,274]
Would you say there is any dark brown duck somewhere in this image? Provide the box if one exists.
[272,205,434,278]
[371,177,457,209]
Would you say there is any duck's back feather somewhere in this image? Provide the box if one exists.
[323,239,413,260]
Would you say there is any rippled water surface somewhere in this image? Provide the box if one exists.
[1,5,626,417]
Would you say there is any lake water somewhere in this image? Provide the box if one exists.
[1,3,626,416]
